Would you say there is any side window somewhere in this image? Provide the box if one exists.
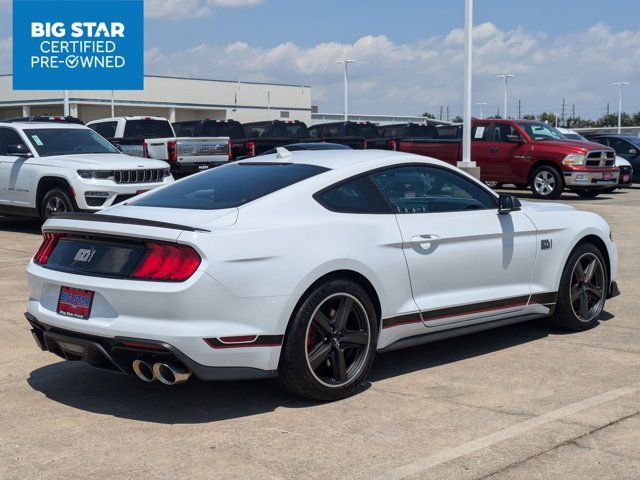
[0,127,27,155]
[492,123,522,142]
[308,127,320,138]
[608,138,635,155]
[315,176,390,214]
[322,125,340,137]
[371,165,495,214]
[472,124,489,141]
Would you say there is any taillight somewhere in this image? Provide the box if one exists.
[387,139,397,151]
[143,142,149,158]
[132,242,201,281]
[167,141,178,162]
[228,141,234,161]
[34,233,65,265]
[246,140,256,157]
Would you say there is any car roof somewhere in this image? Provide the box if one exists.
[0,121,87,129]
[244,148,441,170]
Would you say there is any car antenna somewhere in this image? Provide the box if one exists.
[276,147,293,159]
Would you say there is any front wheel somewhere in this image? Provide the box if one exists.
[549,243,607,331]
[40,188,75,221]
[530,166,564,199]
[278,278,377,401]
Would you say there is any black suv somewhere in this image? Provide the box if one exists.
[586,134,640,182]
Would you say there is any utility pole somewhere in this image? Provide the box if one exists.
[497,73,515,119]
[561,97,566,126]
[517,99,522,119]
[264,90,274,120]
[497,107,500,118]
[446,105,450,122]
[458,0,477,175]
[439,105,443,120]
[336,59,356,121]
[612,81,630,134]
[572,104,575,122]
[110,90,115,117]
[606,102,610,117]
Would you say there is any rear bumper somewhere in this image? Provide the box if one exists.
[26,313,277,381]
[563,169,619,189]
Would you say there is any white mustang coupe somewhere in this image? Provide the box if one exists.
[25,149,619,400]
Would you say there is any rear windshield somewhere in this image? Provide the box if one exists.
[344,123,380,138]
[199,122,246,139]
[123,119,174,139]
[275,123,310,138]
[24,128,120,156]
[131,162,329,210]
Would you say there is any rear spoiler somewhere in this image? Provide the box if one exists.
[47,213,210,233]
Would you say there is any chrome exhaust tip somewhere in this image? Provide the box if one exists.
[153,362,192,385]
[132,359,156,382]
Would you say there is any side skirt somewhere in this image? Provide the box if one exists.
[378,313,548,353]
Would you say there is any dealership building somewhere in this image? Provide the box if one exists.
[0,73,435,126]
[0,74,313,123]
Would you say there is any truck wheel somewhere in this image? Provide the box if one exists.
[576,190,600,199]
[484,181,503,189]
[40,188,75,221]
[530,166,563,199]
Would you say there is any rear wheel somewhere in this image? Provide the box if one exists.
[575,190,601,198]
[278,278,377,401]
[549,243,607,332]
[530,166,564,199]
[40,188,75,221]
[484,181,503,189]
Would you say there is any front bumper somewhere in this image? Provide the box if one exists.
[563,168,619,189]
[75,177,173,210]
[26,313,277,381]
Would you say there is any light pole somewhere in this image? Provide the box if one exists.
[458,0,477,175]
[264,90,274,120]
[111,90,115,117]
[475,101,487,119]
[612,81,630,134]
[497,73,515,119]
[63,90,69,117]
[336,59,356,121]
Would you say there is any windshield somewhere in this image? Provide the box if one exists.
[199,122,246,139]
[517,122,565,141]
[131,162,329,210]
[123,119,174,139]
[24,128,120,156]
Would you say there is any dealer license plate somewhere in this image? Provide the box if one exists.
[603,172,614,180]
[57,286,94,320]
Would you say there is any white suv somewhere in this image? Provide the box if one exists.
[0,121,173,220]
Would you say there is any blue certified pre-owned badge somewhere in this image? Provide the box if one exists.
[12,0,143,90]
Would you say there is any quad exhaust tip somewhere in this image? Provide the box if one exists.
[152,362,192,385]
[132,359,155,382]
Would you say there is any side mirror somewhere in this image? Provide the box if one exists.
[498,194,522,215]
[6,144,32,157]
[629,148,638,156]
[506,134,525,144]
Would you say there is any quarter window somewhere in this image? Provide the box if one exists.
[315,176,391,214]
[0,127,27,155]
[371,165,495,214]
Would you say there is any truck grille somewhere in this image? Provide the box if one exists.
[585,151,615,167]
[114,169,166,184]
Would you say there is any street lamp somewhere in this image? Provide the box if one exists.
[612,81,630,134]
[264,90,274,120]
[497,73,515,119]
[475,101,487,119]
[336,59,356,121]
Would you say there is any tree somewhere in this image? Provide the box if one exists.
[451,115,463,123]
[421,112,435,119]
[522,114,536,120]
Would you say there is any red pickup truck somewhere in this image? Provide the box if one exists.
[397,119,619,199]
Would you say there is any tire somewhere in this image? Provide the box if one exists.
[514,183,528,190]
[278,278,378,401]
[575,190,601,198]
[484,181,503,189]
[40,188,75,221]
[530,165,564,199]
[549,242,607,332]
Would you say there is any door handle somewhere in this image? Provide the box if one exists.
[411,234,440,248]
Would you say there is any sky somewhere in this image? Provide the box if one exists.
[1,0,639,119]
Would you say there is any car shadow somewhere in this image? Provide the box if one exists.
[497,186,624,201]
[0,216,42,235]
[26,315,614,425]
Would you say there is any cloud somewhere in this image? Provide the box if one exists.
[145,0,263,20]
[144,22,640,118]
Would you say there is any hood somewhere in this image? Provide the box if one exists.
[532,139,611,153]
[35,153,169,169]
[520,200,576,213]
[100,204,238,229]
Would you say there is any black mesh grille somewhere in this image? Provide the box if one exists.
[114,169,165,184]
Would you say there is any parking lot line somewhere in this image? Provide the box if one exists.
[375,383,640,480]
